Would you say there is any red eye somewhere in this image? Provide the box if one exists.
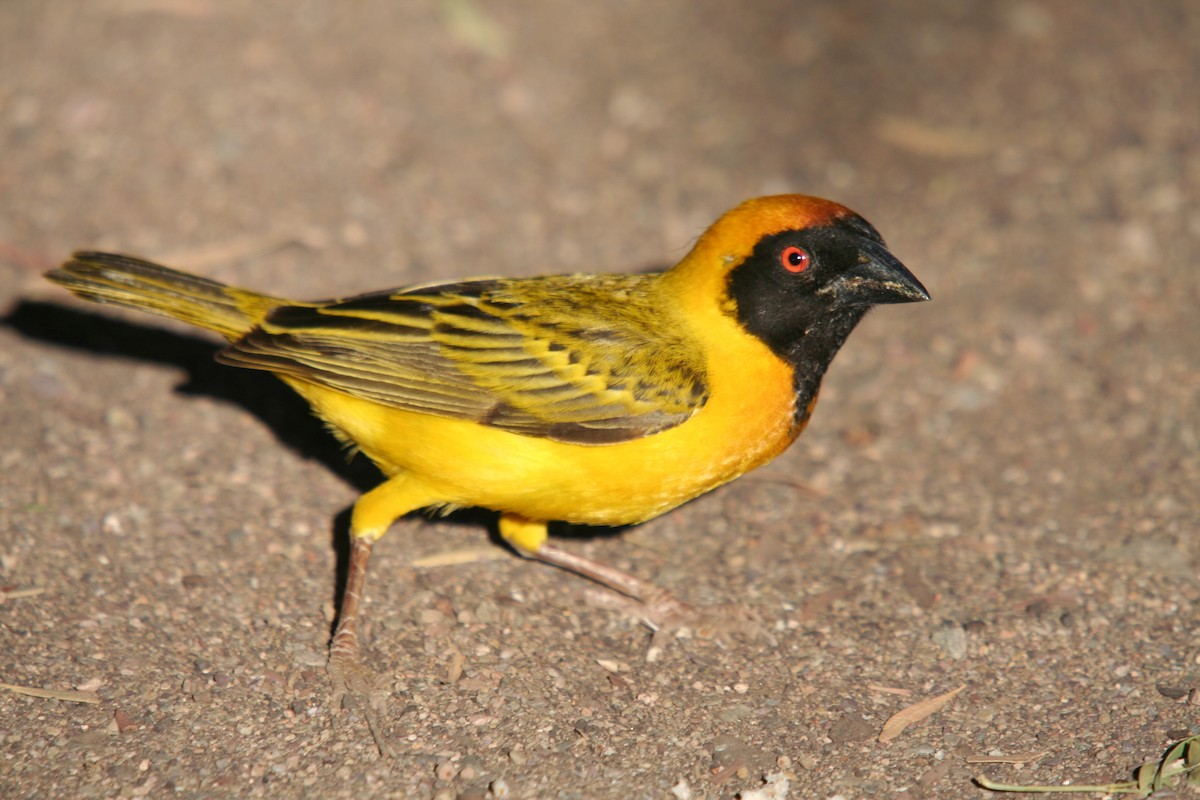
[780,245,810,273]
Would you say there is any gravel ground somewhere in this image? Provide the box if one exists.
[2,2,1197,798]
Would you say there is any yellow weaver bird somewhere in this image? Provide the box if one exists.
[47,195,928,753]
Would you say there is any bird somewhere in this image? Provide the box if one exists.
[46,194,929,754]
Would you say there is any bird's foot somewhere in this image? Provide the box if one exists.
[583,584,764,661]
[525,542,766,660]
[327,647,393,758]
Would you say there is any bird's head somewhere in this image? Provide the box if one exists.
[671,194,929,365]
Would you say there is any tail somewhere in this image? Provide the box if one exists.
[46,252,287,342]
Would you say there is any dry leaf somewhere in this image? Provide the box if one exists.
[1,682,101,704]
[0,586,45,602]
[439,0,510,58]
[878,684,966,742]
[875,116,991,158]
[965,751,1047,764]
[411,546,506,568]
[159,233,299,271]
[445,648,466,684]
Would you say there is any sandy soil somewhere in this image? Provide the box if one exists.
[2,2,1197,798]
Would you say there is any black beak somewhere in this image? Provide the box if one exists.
[829,238,930,306]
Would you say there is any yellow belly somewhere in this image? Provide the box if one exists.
[286,329,800,527]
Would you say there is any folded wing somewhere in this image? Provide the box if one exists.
[218,274,709,444]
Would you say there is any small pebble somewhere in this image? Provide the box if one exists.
[931,622,968,660]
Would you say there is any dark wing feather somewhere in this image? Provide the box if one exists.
[217,274,709,444]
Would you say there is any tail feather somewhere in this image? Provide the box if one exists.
[46,252,284,341]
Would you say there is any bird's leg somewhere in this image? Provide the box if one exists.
[527,541,693,619]
[498,514,755,658]
[327,474,434,757]
[327,535,392,757]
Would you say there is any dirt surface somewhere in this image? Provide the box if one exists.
[2,2,1197,798]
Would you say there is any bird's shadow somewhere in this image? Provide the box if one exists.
[8,300,380,491]
[7,301,630,635]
